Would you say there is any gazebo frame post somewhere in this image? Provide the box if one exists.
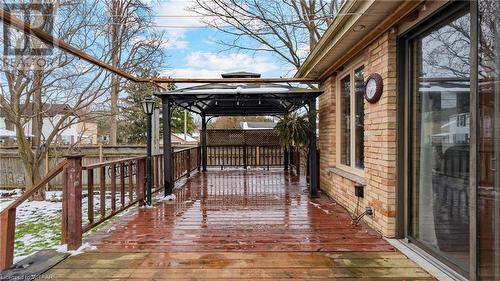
[308,99,318,197]
[284,148,289,171]
[162,98,173,196]
[201,115,207,172]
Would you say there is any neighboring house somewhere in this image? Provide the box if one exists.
[239,121,276,130]
[0,103,98,145]
[295,1,498,280]
[77,121,99,145]
[171,133,198,146]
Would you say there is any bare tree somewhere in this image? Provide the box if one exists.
[0,0,113,199]
[423,2,499,80]
[190,0,344,70]
[105,0,165,145]
[0,0,164,200]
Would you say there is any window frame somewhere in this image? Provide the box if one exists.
[335,61,365,176]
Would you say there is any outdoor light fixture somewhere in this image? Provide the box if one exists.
[142,96,155,206]
[142,96,155,115]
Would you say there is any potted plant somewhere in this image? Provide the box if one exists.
[274,113,313,151]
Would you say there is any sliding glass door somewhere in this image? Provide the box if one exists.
[407,5,471,275]
[478,1,500,280]
[402,1,500,279]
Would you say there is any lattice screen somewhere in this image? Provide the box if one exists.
[206,129,280,146]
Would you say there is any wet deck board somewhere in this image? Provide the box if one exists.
[46,252,434,280]
[44,170,434,279]
[84,170,395,252]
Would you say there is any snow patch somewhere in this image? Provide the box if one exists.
[46,191,63,202]
[18,234,34,244]
[309,201,330,214]
[55,243,96,256]
[13,255,28,264]
[160,194,176,201]
[139,204,155,209]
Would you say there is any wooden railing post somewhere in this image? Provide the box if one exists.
[110,164,116,211]
[187,149,191,177]
[99,166,106,218]
[62,155,83,251]
[87,169,94,224]
[0,208,16,271]
[136,158,146,204]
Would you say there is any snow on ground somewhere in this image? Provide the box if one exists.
[56,243,97,256]
[159,194,176,201]
[0,190,133,261]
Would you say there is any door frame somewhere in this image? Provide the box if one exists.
[396,1,478,279]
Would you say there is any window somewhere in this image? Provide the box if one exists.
[337,65,365,172]
[340,75,351,166]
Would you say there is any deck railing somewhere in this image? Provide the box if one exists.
[81,156,147,233]
[207,145,283,169]
[0,146,201,271]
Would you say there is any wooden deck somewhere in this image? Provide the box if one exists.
[46,170,434,280]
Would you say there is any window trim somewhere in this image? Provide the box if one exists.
[335,61,365,177]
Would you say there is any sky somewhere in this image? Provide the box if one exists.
[152,0,292,79]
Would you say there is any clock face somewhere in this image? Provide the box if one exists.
[364,73,383,103]
[366,79,377,99]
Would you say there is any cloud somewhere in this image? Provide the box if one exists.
[163,51,278,78]
[160,30,189,49]
[187,52,277,73]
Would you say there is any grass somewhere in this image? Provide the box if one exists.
[15,217,62,257]
[13,202,138,259]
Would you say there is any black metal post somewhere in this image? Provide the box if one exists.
[201,115,207,172]
[308,99,318,197]
[284,147,289,171]
[243,143,247,169]
[146,112,153,205]
[163,98,173,196]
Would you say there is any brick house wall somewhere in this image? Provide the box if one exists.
[318,30,398,237]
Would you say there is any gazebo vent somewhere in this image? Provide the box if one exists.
[221,72,261,79]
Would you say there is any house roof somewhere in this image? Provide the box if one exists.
[240,121,276,130]
[0,103,73,118]
[154,74,322,116]
[172,133,198,143]
[296,0,424,80]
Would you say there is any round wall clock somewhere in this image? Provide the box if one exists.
[364,73,383,103]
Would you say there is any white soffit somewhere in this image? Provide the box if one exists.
[297,0,404,79]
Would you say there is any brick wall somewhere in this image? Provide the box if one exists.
[318,30,398,237]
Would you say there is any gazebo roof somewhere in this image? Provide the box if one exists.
[154,80,322,116]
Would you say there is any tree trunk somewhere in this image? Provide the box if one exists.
[110,75,119,145]
[30,160,44,201]
[30,68,46,201]
[109,0,122,146]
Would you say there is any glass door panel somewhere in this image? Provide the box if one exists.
[478,1,500,280]
[409,9,471,273]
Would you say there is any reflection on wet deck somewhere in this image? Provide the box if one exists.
[86,169,394,252]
